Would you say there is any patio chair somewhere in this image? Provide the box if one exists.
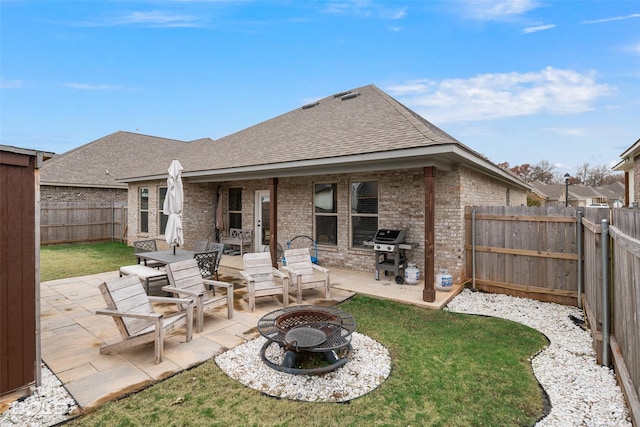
[282,235,318,265]
[95,274,194,364]
[207,242,225,280]
[193,239,209,252]
[193,250,217,280]
[164,259,233,333]
[240,252,294,312]
[134,239,164,269]
[282,247,331,303]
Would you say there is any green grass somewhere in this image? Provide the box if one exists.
[42,242,549,426]
[40,241,135,282]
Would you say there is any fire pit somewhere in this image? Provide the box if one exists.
[257,305,356,375]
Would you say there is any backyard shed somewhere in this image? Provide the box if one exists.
[0,145,52,402]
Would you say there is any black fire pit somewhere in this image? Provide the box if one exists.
[257,305,356,375]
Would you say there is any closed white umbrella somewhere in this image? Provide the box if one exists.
[163,159,184,254]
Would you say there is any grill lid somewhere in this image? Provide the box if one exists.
[373,229,406,244]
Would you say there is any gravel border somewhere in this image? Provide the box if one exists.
[1,289,633,426]
[446,288,632,426]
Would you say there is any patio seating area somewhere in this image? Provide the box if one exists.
[40,255,461,408]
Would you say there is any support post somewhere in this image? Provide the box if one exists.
[576,209,583,309]
[472,207,476,291]
[601,218,610,367]
[269,178,278,268]
[423,167,436,302]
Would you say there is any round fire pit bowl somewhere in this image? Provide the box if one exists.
[257,305,356,375]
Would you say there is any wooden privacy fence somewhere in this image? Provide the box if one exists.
[464,205,579,305]
[465,205,640,425]
[40,202,127,245]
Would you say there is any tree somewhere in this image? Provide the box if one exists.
[530,160,555,184]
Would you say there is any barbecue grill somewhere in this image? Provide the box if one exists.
[373,229,407,284]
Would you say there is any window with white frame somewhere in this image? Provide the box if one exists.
[139,187,149,233]
[350,181,378,248]
[228,188,242,229]
[314,183,337,245]
[158,186,168,234]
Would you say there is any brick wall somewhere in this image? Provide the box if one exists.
[126,166,527,284]
[41,185,127,203]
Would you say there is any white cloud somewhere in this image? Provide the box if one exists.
[581,13,640,25]
[459,0,540,21]
[112,11,201,27]
[63,83,124,90]
[546,127,586,136]
[0,79,23,89]
[323,1,407,20]
[522,24,555,34]
[387,67,613,123]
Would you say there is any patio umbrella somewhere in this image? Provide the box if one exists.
[163,159,184,254]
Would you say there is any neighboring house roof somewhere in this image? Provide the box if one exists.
[613,137,640,172]
[530,181,564,201]
[41,131,191,188]
[120,84,530,191]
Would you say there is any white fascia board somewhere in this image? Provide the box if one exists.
[122,144,528,190]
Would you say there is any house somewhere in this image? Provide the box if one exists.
[40,132,193,203]
[118,84,531,301]
[613,137,640,207]
[530,180,623,207]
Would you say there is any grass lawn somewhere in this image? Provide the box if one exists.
[41,242,548,426]
[40,241,135,282]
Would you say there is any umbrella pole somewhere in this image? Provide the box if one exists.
[173,245,176,255]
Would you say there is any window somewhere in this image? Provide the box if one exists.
[139,187,149,233]
[350,181,378,248]
[314,183,337,245]
[158,186,168,234]
[228,188,242,229]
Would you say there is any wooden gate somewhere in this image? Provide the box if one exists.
[464,205,578,305]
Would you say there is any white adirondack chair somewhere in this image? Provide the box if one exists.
[164,259,233,333]
[96,274,194,364]
[282,247,331,304]
[240,252,293,312]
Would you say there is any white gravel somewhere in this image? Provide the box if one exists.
[1,289,633,426]
[446,288,632,426]
[0,363,77,427]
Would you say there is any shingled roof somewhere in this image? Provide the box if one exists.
[122,84,526,188]
[41,131,191,188]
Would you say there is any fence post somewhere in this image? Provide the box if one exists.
[472,207,476,290]
[601,218,610,367]
[577,209,583,309]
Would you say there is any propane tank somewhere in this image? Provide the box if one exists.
[435,268,452,291]
[404,263,420,285]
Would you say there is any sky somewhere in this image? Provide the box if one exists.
[1,0,639,177]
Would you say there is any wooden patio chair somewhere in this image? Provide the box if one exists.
[193,239,209,252]
[282,247,331,303]
[240,252,294,312]
[134,239,164,269]
[164,259,233,333]
[95,274,194,364]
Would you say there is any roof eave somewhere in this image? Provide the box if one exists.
[119,144,530,190]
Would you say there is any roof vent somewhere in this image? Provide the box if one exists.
[302,101,319,110]
[332,90,351,98]
[341,92,360,101]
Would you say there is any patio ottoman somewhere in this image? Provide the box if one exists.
[119,265,169,295]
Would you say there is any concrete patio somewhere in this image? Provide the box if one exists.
[39,255,461,409]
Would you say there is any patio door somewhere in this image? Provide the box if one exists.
[255,190,270,252]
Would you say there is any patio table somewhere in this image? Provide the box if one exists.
[136,249,195,266]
